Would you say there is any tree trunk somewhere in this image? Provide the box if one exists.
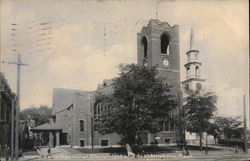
[199,132,203,151]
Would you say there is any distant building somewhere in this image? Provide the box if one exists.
[0,72,16,149]
[31,19,184,148]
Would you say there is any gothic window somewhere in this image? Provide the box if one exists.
[161,33,170,54]
[163,109,175,131]
[79,120,84,132]
[93,102,112,132]
[141,36,148,58]
[94,103,101,119]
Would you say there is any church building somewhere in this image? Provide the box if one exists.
[31,19,184,148]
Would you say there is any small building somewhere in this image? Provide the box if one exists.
[31,82,121,148]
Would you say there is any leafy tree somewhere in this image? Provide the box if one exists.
[20,105,52,126]
[96,64,177,145]
[213,116,242,139]
[183,90,217,150]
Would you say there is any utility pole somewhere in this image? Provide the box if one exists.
[8,53,28,160]
[89,99,94,149]
[0,0,2,72]
[243,94,248,153]
[11,96,16,160]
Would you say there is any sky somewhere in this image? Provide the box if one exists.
[0,0,249,118]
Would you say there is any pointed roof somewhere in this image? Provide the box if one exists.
[51,88,93,115]
[186,27,199,55]
[190,27,194,50]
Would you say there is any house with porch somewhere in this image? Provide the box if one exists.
[31,81,121,148]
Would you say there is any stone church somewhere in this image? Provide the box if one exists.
[31,19,190,148]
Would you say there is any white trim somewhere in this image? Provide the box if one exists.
[78,118,85,121]
[157,68,180,73]
[161,131,175,133]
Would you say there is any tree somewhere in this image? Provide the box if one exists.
[213,116,242,139]
[20,105,52,126]
[183,90,217,150]
[96,64,177,145]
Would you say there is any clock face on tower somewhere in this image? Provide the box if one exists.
[196,83,202,91]
[184,84,189,92]
[162,58,169,68]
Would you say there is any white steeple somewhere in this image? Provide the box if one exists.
[181,27,205,93]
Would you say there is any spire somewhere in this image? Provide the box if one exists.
[190,27,194,50]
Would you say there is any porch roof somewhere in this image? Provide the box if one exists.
[30,123,62,132]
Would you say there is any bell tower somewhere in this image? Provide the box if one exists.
[181,28,205,95]
[137,19,182,144]
[137,19,180,92]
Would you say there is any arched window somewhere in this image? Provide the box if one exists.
[187,66,190,77]
[79,120,84,132]
[141,36,148,58]
[161,33,170,54]
[195,66,199,76]
[94,102,103,119]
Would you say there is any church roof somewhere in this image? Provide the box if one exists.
[51,88,93,115]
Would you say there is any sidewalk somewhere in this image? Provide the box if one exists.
[18,146,250,161]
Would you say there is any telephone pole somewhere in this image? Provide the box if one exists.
[8,53,28,160]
